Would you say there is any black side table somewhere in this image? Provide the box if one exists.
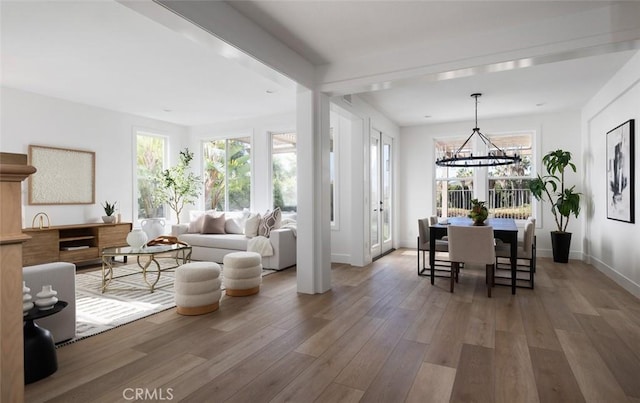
[23,301,67,384]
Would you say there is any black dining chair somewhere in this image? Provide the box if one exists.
[417,217,450,277]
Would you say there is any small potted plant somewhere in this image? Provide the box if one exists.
[529,149,581,263]
[469,198,489,225]
[101,201,117,223]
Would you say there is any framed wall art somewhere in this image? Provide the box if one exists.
[28,145,95,205]
[606,119,635,223]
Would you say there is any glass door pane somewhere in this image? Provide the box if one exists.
[370,136,380,251]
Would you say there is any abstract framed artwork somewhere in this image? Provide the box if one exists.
[28,145,95,205]
[606,119,635,223]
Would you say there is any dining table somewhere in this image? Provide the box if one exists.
[429,216,518,295]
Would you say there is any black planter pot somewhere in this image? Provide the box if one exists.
[550,231,572,263]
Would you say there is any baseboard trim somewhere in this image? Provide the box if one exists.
[588,255,640,299]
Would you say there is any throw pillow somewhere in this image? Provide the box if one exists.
[258,207,281,237]
[224,217,244,234]
[201,213,226,234]
[187,210,218,233]
[244,213,261,238]
[188,214,206,233]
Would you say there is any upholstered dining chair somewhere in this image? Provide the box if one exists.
[447,225,496,297]
[495,218,536,289]
[417,217,449,276]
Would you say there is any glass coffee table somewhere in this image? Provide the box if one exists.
[101,244,192,293]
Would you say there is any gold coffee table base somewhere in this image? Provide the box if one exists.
[101,244,192,293]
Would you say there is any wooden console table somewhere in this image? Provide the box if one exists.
[22,222,132,266]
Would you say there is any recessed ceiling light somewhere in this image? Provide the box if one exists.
[163,108,172,113]
[266,89,276,94]
[424,115,432,119]
[536,103,545,107]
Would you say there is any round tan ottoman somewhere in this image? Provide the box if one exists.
[223,252,262,296]
[175,262,222,315]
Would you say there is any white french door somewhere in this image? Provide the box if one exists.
[370,130,393,259]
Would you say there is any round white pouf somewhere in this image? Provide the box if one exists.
[175,262,222,315]
[223,251,262,297]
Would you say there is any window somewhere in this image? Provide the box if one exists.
[330,127,337,224]
[271,132,297,213]
[136,132,166,219]
[435,132,533,220]
[203,137,251,211]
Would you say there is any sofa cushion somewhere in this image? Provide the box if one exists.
[188,210,219,233]
[244,213,261,238]
[179,233,249,250]
[259,207,281,237]
[202,213,226,234]
[224,217,244,234]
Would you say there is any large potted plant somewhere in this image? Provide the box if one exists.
[529,149,581,263]
[154,148,202,224]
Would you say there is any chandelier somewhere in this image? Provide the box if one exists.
[435,93,522,167]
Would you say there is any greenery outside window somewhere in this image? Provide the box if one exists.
[136,132,166,219]
[435,132,533,220]
[203,137,251,211]
[271,132,297,213]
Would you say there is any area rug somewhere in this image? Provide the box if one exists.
[60,263,276,346]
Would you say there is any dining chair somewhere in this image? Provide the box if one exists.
[447,225,495,297]
[417,217,450,276]
[495,218,536,288]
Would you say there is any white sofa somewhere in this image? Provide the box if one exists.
[172,225,296,270]
[23,262,76,343]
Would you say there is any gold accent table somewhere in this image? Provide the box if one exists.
[101,244,192,293]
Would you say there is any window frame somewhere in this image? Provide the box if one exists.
[434,130,535,223]
[270,131,298,215]
[201,135,253,212]
[133,128,169,223]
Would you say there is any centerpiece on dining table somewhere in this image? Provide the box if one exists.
[468,199,489,225]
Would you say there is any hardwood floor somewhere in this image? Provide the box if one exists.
[25,250,640,402]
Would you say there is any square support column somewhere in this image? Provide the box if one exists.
[296,88,331,294]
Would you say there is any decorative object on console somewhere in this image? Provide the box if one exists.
[126,228,148,249]
[23,281,34,315]
[28,145,95,205]
[606,119,635,223]
[468,199,488,225]
[101,200,117,223]
[31,212,50,229]
[35,285,58,310]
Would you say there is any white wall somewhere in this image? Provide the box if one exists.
[188,112,296,219]
[582,50,640,298]
[0,86,188,228]
[399,110,583,259]
[330,95,401,266]
[329,108,353,264]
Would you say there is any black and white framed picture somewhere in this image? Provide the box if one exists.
[606,119,635,223]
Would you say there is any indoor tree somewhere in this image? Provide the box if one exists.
[529,149,581,262]
[155,148,202,224]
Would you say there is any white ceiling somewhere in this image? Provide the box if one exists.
[227,0,640,126]
[0,1,297,127]
[1,1,639,128]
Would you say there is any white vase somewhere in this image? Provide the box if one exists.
[23,281,34,315]
[35,284,58,310]
[126,228,148,249]
[140,218,165,240]
[102,215,115,223]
